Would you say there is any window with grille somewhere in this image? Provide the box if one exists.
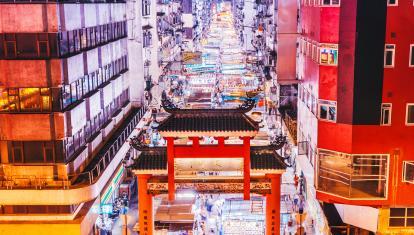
[380,103,392,125]
[406,104,414,125]
[389,208,414,227]
[142,0,151,16]
[384,44,395,67]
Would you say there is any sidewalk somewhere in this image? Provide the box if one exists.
[281,168,316,235]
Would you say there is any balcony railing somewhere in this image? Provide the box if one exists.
[317,149,389,199]
[77,106,147,184]
[64,89,130,160]
[61,55,128,109]
[58,21,127,58]
[0,106,147,190]
[0,21,127,59]
[0,56,128,113]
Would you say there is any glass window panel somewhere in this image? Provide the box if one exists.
[382,109,390,125]
[328,107,336,121]
[13,206,27,214]
[62,85,72,108]
[407,208,414,217]
[385,51,394,66]
[390,208,406,217]
[44,142,54,163]
[319,105,328,119]
[23,142,44,163]
[389,218,405,227]
[16,34,37,58]
[410,46,414,66]
[95,26,100,44]
[54,141,65,162]
[82,76,89,94]
[73,30,80,52]
[89,28,95,47]
[19,88,41,111]
[68,31,75,53]
[70,83,78,101]
[5,41,17,58]
[407,105,414,124]
[38,41,49,57]
[318,150,352,198]
[12,143,23,163]
[407,218,414,227]
[58,32,69,56]
[28,206,47,214]
[0,89,9,111]
[41,95,51,111]
[8,95,19,111]
[80,29,87,49]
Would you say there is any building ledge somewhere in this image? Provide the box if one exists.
[316,190,389,206]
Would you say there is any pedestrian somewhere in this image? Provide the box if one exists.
[294,174,299,188]
[293,194,299,213]
[298,198,305,215]
[267,100,273,116]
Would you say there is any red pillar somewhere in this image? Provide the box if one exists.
[266,174,281,235]
[242,137,251,200]
[166,137,175,201]
[189,137,200,148]
[137,174,153,235]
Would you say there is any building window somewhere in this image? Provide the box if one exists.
[381,103,392,125]
[143,31,152,48]
[318,100,337,122]
[142,0,151,16]
[403,161,414,184]
[384,44,395,67]
[8,141,63,163]
[4,34,17,58]
[389,208,414,227]
[318,149,388,199]
[387,0,398,6]
[319,44,338,66]
[406,104,414,125]
[409,44,414,67]
[321,0,340,6]
[0,88,52,112]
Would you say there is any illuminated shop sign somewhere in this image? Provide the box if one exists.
[101,166,124,204]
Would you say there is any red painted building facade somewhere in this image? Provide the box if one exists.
[297,0,414,233]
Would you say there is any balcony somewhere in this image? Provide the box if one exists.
[317,149,389,199]
[0,56,128,113]
[0,21,127,60]
[61,55,128,110]
[64,89,130,160]
[0,107,148,205]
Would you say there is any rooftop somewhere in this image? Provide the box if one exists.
[157,97,260,137]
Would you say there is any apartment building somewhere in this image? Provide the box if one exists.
[296,0,414,234]
[181,0,212,52]
[0,0,147,234]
